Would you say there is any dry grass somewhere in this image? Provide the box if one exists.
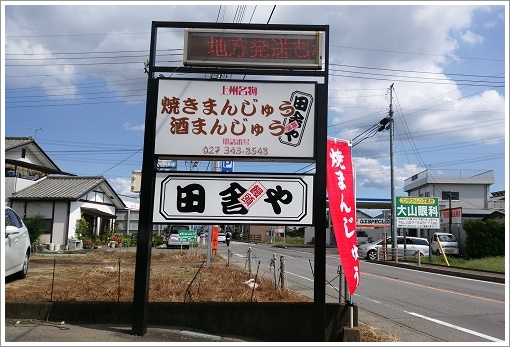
[5,251,309,303]
[4,249,399,342]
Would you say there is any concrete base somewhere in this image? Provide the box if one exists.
[6,301,359,342]
[342,327,361,342]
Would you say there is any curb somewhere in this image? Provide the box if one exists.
[368,260,505,283]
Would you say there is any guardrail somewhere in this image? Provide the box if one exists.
[375,248,423,266]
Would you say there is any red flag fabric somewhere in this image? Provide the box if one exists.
[326,138,360,296]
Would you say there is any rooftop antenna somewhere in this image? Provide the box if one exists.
[30,127,43,139]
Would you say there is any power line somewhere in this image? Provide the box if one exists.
[267,5,276,24]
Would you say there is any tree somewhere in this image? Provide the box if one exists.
[463,219,505,258]
[74,217,91,242]
[23,214,46,245]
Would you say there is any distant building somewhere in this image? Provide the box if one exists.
[403,168,501,255]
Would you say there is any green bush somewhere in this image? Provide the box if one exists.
[23,214,46,245]
[152,234,165,246]
[74,217,91,242]
[286,227,305,238]
[464,219,505,259]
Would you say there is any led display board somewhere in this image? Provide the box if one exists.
[183,29,323,69]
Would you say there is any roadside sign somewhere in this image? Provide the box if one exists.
[183,28,323,69]
[440,207,462,224]
[395,196,440,229]
[155,79,316,161]
[178,230,196,242]
[153,172,314,224]
[222,161,234,172]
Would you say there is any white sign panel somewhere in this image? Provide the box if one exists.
[396,217,440,229]
[153,172,314,224]
[155,79,316,161]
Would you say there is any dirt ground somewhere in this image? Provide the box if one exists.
[4,247,399,342]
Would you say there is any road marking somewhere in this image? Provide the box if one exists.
[362,272,504,304]
[405,311,504,342]
[285,271,313,282]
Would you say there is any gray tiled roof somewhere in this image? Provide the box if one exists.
[5,137,34,150]
[5,136,67,174]
[11,176,106,200]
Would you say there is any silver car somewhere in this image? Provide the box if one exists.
[358,236,430,260]
[166,230,190,249]
[5,207,31,279]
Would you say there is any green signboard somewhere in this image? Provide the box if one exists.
[178,230,197,242]
[395,196,440,229]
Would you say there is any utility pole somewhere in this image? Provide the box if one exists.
[448,191,452,234]
[389,83,397,251]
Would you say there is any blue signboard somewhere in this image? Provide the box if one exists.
[221,161,234,172]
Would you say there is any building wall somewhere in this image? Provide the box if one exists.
[409,184,491,210]
[116,209,140,235]
[52,201,69,245]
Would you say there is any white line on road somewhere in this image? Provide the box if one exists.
[405,311,504,342]
[285,270,504,343]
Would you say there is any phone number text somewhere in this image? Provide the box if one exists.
[203,146,269,155]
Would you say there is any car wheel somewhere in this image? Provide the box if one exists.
[367,250,377,260]
[435,249,441,256]
[16,251,30,279]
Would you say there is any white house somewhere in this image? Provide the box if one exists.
[5,137,126,249]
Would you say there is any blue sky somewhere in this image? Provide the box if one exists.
[2,2,508,207]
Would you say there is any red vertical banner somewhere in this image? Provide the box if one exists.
[326,138,360,296]
[212,225,219,255]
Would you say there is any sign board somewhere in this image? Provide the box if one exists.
[131,170,141,193]
[157,160,177,171]
[395,196,440,229]
[356,218,389,228]
[155,79,316,161]
[440,207,462,224]
[183,29,323,69]
[153,172,314,224]
[221,161,234,172]
[178,230,196,242]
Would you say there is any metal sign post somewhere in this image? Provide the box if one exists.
[132,21,329,341]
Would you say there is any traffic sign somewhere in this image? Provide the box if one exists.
[222,161,234,172]
[178,230,196,242]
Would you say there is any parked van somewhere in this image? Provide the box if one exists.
[430,232,459,256]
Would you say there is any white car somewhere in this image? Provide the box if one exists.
[358,236,430,261]
[5,207,31,279]
[217,232,226,243]
[430,232,459,255]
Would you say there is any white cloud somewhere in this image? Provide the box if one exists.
[461,30,485,44]
[123,122,144,131]
[108,177,137,197]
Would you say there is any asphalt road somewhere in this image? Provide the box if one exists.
[219,241,506,343]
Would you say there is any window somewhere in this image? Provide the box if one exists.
[442,191,459,200]
[357,230,367,237]
[5,208,23,228]
[412,238,429,246]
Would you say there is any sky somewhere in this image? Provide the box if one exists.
[2,1,508,210]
